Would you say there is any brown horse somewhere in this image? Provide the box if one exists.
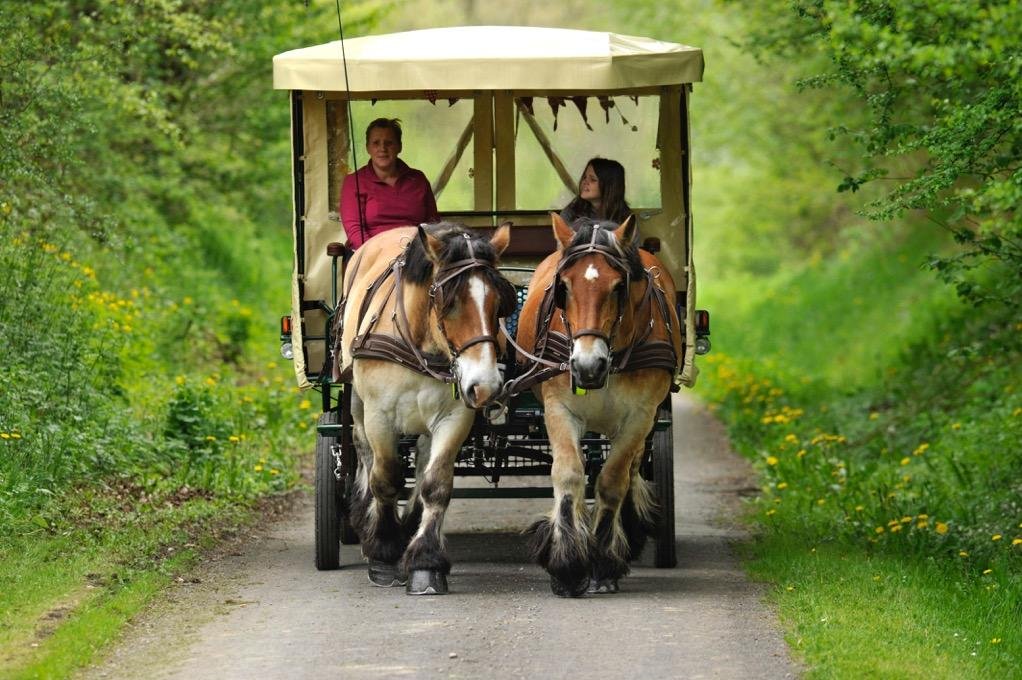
[335,222,514,595]
[513,214,682,596]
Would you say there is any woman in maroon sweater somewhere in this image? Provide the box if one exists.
[339,118,440,250]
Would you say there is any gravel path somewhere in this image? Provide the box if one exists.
[82,394,798,679]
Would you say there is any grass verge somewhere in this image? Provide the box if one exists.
[696,221,1022,677]
[0,491,292,680]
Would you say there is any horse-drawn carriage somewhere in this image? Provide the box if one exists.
[273,26,709,595]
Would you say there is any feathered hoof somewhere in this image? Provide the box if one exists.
[549,573,590,598]
[406,569,448,595]
[367,560,406,587]
[587,577,620,594]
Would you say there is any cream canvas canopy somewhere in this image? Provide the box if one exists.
[275,26,703,389]
[273,26,704,92]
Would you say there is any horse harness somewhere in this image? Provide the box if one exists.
[503,225,679,395]
[336,234,509,385]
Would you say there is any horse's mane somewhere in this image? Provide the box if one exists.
[566,217,645,279]
[404,221,515,316]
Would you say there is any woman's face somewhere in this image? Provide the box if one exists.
[366,126,402,176]
[579,165,600,203]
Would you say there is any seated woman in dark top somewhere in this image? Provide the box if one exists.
[340,117,440,250]
[560,157,633,226]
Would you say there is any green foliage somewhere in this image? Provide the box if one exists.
[738,0,1022,309]
[0,0,386,540]
[697,222,1022,673]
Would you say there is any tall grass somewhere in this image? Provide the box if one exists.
[695,219,1022,673]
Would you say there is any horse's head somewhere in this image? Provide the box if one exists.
[410,222,515,408]
[551,212,642,390]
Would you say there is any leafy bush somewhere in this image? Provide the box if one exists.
[738,0,1022,310]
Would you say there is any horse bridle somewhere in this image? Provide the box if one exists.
[552,224,632,352]
[426,233,514,365]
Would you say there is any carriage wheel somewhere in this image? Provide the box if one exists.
[315,411,342,570]
[651,414,677,568]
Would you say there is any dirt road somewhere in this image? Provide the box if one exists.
[82,394,798,679]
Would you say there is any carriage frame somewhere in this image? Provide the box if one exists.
[272,26,708,571]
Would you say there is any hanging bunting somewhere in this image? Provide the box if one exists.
[598,96,615,124]
[570,96,593,131]
[548,96,565,130]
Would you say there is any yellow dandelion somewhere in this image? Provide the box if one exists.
[875,527,885,534]
[900,516,913,524]
[766,456,779,466]
[298,421,307,429]
[205,435,216,442]
[816,498,826,506]
[254,465,264,472]
[784,434,798,444]
[890,524,903,533]
[959,551,969,557]
[950,422,961,430]
[1012,538,1022,546]
[992,534,1002,541]
[204,377,216,387]
[777,482,788,490]
[900,457,911,466]
[11,432,21,439]
[183,296,193,305]
[917,519,929,529]
[983,569,993,575]
[918,513,929,520]
[0,433,9,440]
[228,435,240,443]
[855,505,864,512]
[869,412,879,420]
[796,449,807,458]
[913,443,930,456]
[766,509,776,516]
[935,522,949,535]
[785,586,794,592]
[270,468,280,476]
[298,399,312,410]
[1013,407,1022,417]
[991,638,1002,644]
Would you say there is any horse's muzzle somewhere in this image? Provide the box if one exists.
[462,379,501,409]
[570,356,610,390]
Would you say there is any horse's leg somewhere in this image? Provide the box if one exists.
[619,452,657,560]
[401,416,471,595]
[531,398,591,597]
[350,403,408,587]
[401,434,431,538]
[590,416,656,593]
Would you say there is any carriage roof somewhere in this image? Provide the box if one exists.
[272,25,704,92]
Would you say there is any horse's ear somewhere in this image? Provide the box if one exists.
[490,221,511,258]
[551,212,574,250]
[612,216,636,251]
[417,224,444,264]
